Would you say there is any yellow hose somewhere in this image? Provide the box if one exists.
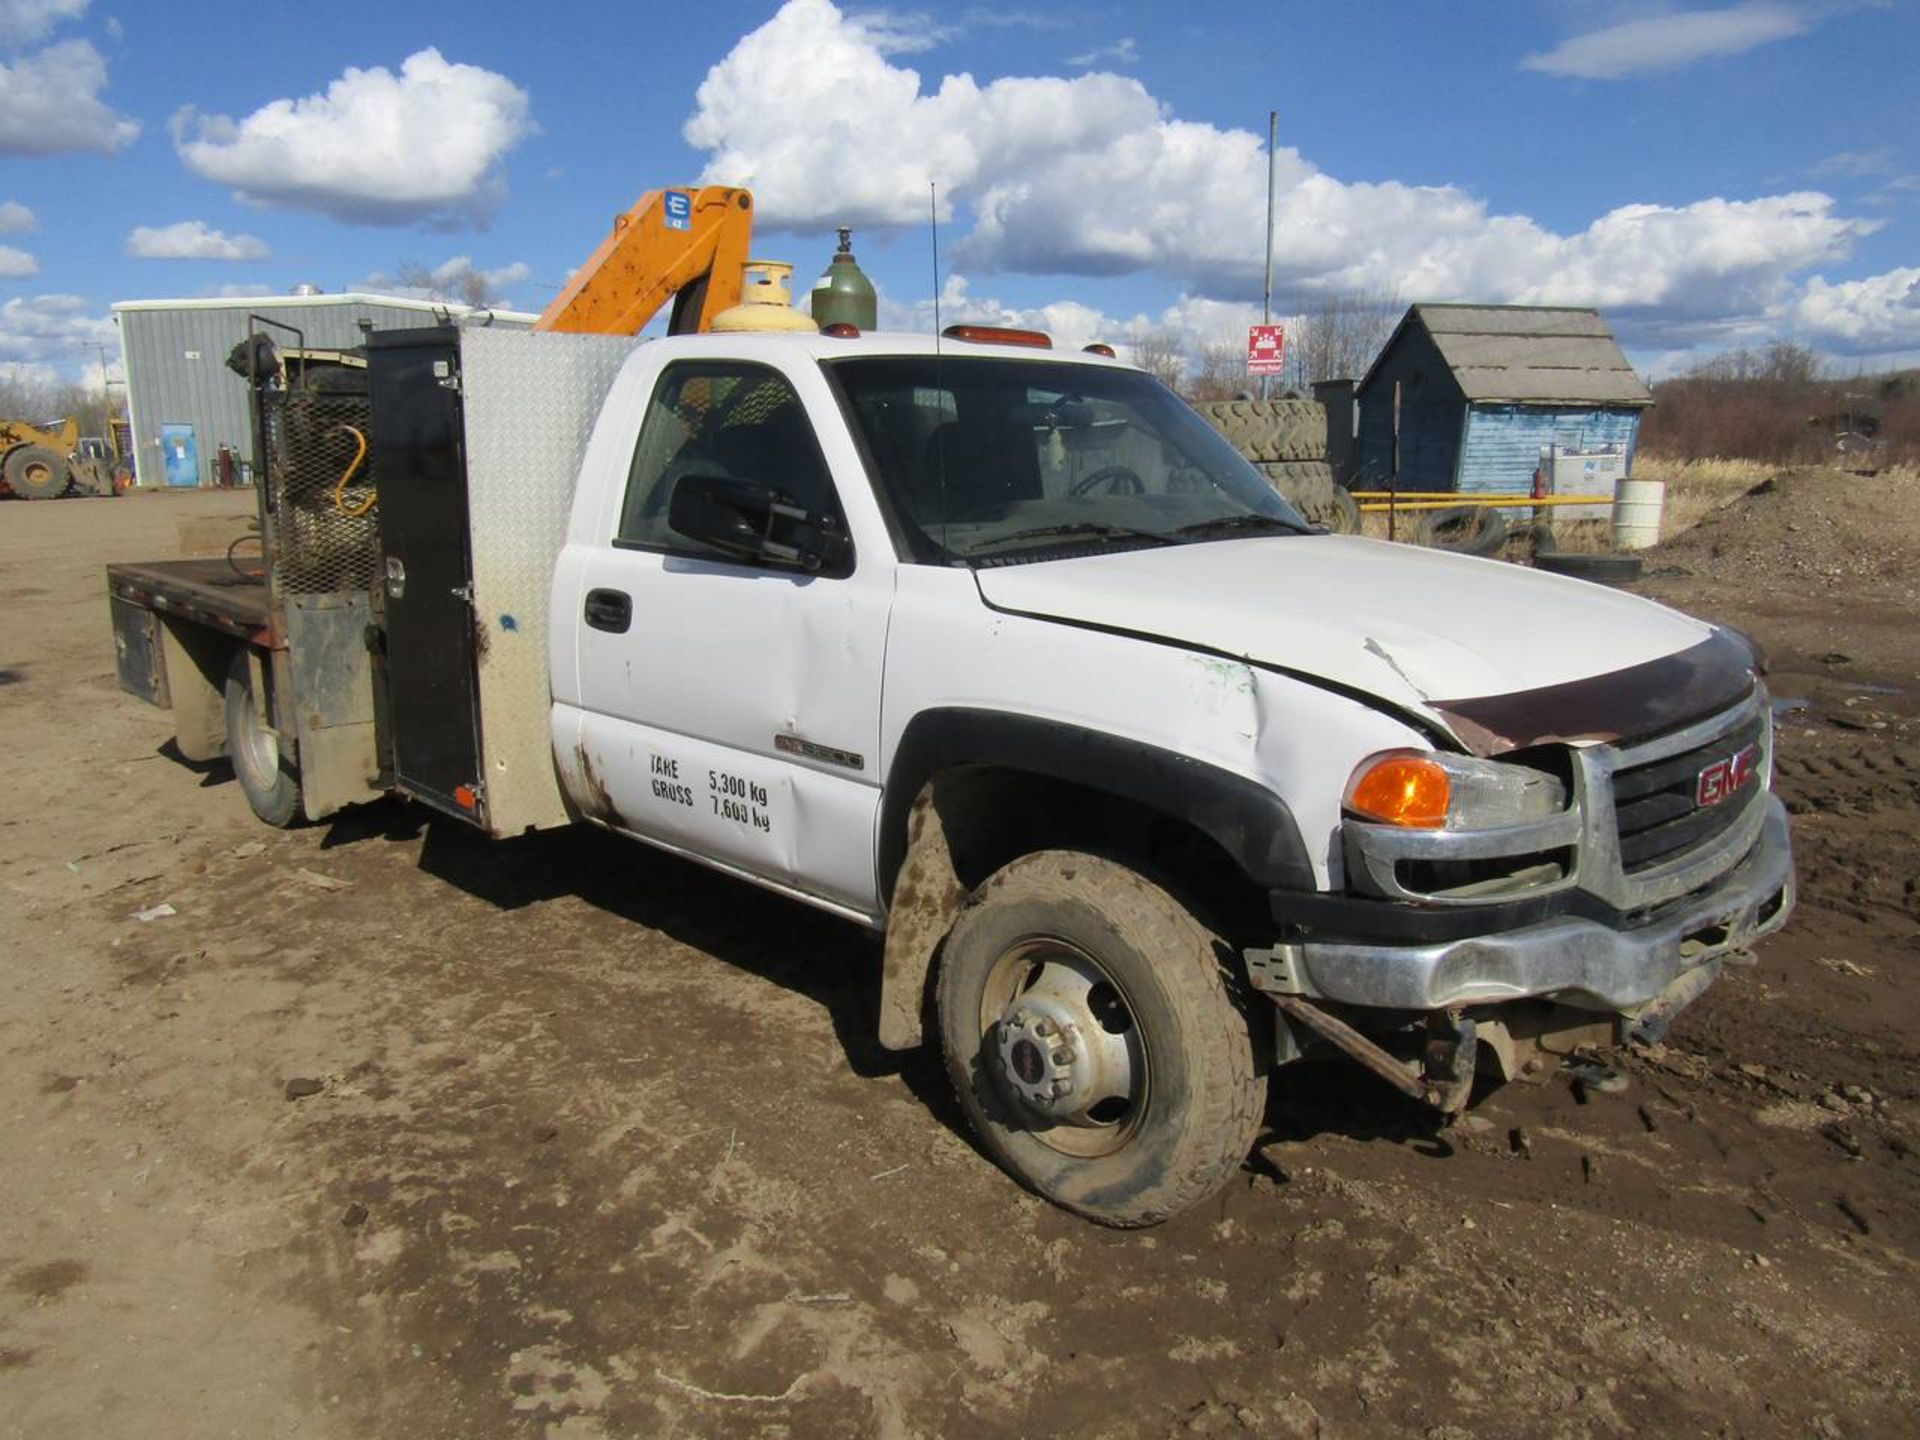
[329,424,375,517]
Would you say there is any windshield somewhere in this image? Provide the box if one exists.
[827,356,1309,564]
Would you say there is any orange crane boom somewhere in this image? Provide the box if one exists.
[534,185,756,336]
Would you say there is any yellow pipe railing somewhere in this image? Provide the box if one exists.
[1353,492,1612,513]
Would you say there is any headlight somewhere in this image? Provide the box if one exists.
[1345,750,1567,831]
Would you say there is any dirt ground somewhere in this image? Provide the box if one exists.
[2,483,1915,1440]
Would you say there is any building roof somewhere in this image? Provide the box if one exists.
[1362,303,1653,407]
[112,291,540,324]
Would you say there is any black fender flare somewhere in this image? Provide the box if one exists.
[879,708,1316,904]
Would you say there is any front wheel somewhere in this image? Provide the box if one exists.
[936,851,1267,1226]
[4,444,68,499]
[224,648,303,827]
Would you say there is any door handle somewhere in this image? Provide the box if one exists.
[583,588,632,633]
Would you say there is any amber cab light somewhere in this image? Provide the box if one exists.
[942,324,1052,348]
[820,322,861,338]
[1346,754,1450,829]
[1082,342,1117,358]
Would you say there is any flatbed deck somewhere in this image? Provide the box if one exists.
[106,559,270,639]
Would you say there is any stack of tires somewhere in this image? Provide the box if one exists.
[1189,399,1360,534]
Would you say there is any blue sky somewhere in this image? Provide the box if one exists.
[3,0,1917,387]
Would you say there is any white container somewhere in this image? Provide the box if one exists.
[1612,476,1666,551]
[1552,451,1626,522]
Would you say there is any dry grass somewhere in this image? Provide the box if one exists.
[1630,455,1772,539]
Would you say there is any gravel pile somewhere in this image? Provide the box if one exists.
[1648,466,1920,599]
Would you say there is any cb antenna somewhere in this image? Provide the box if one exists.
[930,182,942,341]
[930,181,949,557]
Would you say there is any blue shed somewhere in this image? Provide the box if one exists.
[1353,304,1652,493]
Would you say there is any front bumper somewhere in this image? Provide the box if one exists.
[1281,796,1794,1014]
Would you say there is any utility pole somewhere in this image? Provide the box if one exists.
[1260,110,1277,400]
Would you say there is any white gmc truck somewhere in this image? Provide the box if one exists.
[108,322,1794,1225]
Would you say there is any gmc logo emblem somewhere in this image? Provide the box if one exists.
[1696,742,1761,808]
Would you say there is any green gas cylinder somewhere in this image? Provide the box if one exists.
[809,227,878,331]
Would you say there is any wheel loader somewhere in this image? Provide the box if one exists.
[1,416,119,499]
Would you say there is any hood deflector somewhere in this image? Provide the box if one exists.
[1432,629,1757,757]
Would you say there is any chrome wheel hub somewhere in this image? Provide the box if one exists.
[990,945,1141,1136]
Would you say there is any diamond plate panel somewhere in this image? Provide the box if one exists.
[460,327,643,835]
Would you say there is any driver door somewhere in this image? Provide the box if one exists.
[567,359,890,916]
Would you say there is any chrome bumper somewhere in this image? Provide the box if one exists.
[1287,797,1794,1014]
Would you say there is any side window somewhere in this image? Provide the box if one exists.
[616,361,846,561]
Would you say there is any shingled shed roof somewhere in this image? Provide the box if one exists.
[1364,303,1653,407]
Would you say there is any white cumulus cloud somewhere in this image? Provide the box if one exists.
[687,1,1874,348]
[1790,267,1920,354]
[1521,4,1809,80]
[0,200,36,233]
[875,271,1133,350]
[0,245,36,276]
[172,48,533,227]
[126,220,272,261]
[0,293,116,375]
[0,0,88,47]
[0,39,139,155]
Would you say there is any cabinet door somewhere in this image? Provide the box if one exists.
[367,329,484,823]
[568,359,891,915]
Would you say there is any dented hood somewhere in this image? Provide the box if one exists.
[973,536,1754,754]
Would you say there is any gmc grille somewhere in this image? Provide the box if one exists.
[1610,713,1766,874]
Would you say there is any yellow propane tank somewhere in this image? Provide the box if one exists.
[710,261,819,333]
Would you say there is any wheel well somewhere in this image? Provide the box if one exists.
[875,764,1269,1051]
[937,766,1264,927]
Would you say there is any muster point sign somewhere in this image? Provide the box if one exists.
[1247,324,1286,375]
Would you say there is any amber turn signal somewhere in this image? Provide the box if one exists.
[1346,754,1451,829]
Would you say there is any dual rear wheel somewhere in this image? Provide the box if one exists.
[224,648,302,827]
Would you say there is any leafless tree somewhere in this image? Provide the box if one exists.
[392,261,504,310]
[1127,328,1185,390]
[1185,342,1248,401]
[1283,290,1402,389]
[1681,341,1821,386]
[0,371,117,435]
[1631,343,1920,466]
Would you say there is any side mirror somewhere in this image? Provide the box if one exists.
[667,472,849,573]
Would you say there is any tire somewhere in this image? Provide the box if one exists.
[1421,505,1509,557]
[1256,459,1335,492]
[935,851,1267,1227]
[1531,548,1644,584]
[224,648,303,827]
[1193,400,1328,464]
[4,444,69,500]
[1262,399,1327,462]
[1255,461,1359,532]
[1322,486,1362,535]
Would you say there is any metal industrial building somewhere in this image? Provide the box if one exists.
[112,293,536,489]
[1354,304,1653,493]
